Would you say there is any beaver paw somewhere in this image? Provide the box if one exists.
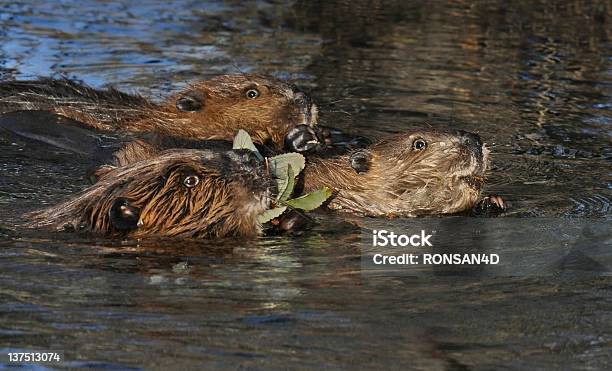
[268,210,313,235]
[487,195,507,210]
[473,194,507,216]
[349,150,372,174]
[315,126,333,147]
[285,125,331,152]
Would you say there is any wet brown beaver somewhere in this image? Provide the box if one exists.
[91,129,500,218]
[26,148,276,238]
[301,129,493,216]
[0,74,322,152]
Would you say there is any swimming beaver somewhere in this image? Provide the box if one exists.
[26,149,276,238]
[23,129,501,238]
[0,74,323,152]
[80,128,500,218]
[301,130,493,216]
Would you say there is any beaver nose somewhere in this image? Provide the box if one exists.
[456,130,483,155]
[293,91,313,124]
[293,91,310,108]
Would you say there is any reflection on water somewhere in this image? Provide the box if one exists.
[0,0,611,368]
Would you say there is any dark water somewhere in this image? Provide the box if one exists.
[0,0,611,369]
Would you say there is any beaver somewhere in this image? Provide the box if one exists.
[26,148,276,238]
[22,129,502,239]
[300,129,498,216]
[75,128,503,218]
[0,74,324,152]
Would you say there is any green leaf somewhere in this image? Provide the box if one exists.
[285,187,332,211]
[267,153,305,180]
[256,206,287,224]
[275,164,290,200]
[278,165,295,202]
[232,129,262,160]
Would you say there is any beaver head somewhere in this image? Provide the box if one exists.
[0,75,319,152]
[27,149,276,238]
[302,130,490,216]
[158,74,318,150]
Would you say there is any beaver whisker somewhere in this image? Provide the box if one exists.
[319,109,352,116]
[322,98,348,105]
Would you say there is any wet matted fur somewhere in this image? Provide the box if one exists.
[302,130,490,217]
[0,74,318,149]
[26,149,275,238]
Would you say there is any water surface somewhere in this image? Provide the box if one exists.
[0,1,611,369]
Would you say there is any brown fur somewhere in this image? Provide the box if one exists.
[302,131,490,217]
[0,74,317,149]
[26,149,275,238]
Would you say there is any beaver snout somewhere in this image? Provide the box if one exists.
[293,91,309,107]
[225,149,265,175]
[293,91,315,126]
[456,130,483,157]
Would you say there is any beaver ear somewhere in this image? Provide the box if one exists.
[109,198,141,231]
[86,164,116,184]
[176,93,204,112]
[349,150,372,174]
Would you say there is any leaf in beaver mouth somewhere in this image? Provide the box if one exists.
[256,206,287,224]
[232,129,263,160]
[267,153,305,200]
[267,153,305,179]
[278,165,295,202]
[232,131,331,224]
[285,187,332,211]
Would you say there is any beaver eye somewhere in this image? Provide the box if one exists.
[183,175,200,188]
[246,89,260,99]
[413,138,427,151]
